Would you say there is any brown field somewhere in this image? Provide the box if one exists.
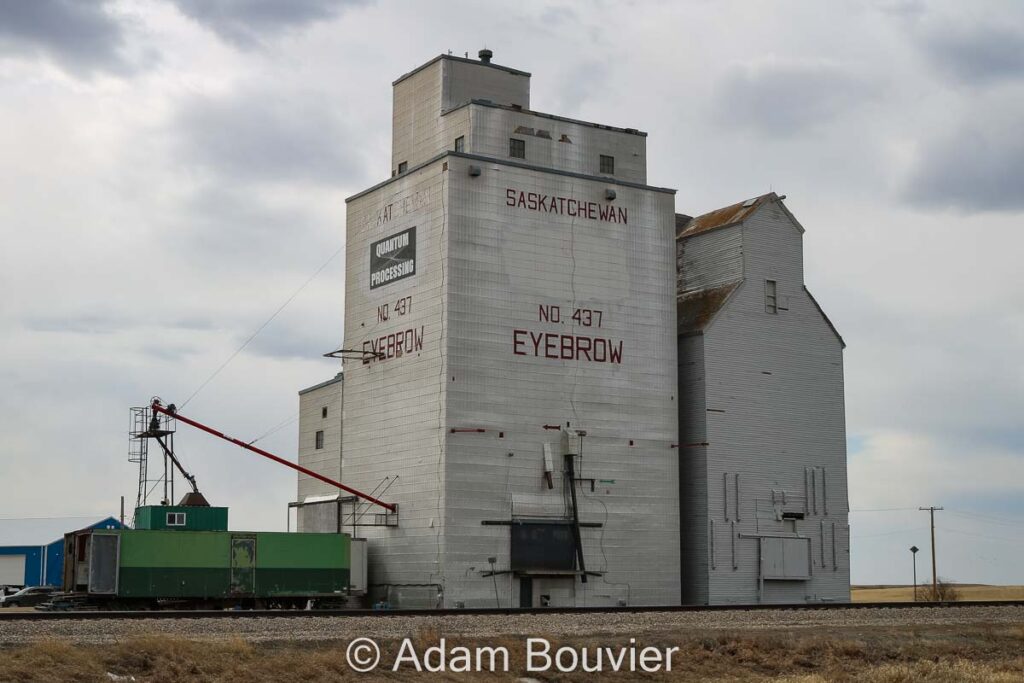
[852,585,1024,603]
[1,624,1024,682]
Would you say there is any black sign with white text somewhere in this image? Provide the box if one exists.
[370,226,416,290]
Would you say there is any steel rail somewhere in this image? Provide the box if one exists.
[3,600,1023,621]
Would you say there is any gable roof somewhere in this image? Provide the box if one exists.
[804,286,847,348]
[0,516,122,547]
[677,192,805,240]
[677,281,742,337]
[677,193,778,239]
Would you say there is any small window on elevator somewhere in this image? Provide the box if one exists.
[765,279,778,314]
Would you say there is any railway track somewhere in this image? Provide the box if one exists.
[3,599,1023,621]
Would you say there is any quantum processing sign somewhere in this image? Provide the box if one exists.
[370,227,416,289]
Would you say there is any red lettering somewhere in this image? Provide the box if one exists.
[530,331,544,355]
[593,338,607,362]
[618,207,628,224]
[599,204,610,221]
[527,192,538,210]
[610,340,623,364]
[513,329,527,355]
[506,188,515,207]
[576,335,592,361]
[560,334,574,359]
[588,202,596,219]
[566,199,576,217]
[414,326,424,351]
[544,333,559,359]
[516,191,526,208]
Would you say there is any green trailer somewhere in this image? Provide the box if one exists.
[62,505,362,609]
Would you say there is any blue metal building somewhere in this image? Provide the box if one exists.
[0,516,123,588]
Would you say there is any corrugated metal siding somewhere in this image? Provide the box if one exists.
[697,203,849,604]
[677,334,708,604]
[469,104,647,184]
[443,58,530,111]
[391,61,476,174]
[296,379,344,506]
[341,160,450,607]
[677,224,743,295]
[442,156,679,607]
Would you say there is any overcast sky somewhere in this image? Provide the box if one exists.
[0,0,1021,586]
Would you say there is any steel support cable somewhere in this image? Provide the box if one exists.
[179,243,345,410]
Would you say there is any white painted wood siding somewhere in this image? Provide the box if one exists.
[699,202,849,604]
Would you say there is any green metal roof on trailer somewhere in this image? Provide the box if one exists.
[134,506,228,531]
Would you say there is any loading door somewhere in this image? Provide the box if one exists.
[229,535,256,596]
[0,555,25,587]
[87,533,120,594]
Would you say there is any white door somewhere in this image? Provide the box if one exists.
[0,554,26,586]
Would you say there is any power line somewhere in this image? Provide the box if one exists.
[852,527,927,539]
[248,412,300,445]
[179,243,345,410]
[937,526,1024,544]
[946,509,1024,526]
[850,507,918,512]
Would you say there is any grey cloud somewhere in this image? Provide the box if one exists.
[902,112,1024,212]
[919,23,1024,85]
[0,0,131,75]
[168,185,340,273]
[246,324,336,361]
[167,0,369,48]
[175,89,365,185]
[712,60,873,136]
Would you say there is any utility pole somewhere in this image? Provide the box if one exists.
[919,506,943,599]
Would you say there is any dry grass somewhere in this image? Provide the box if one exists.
[852,585,1024,603]
[1,623,1023,681]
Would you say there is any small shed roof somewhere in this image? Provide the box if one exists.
[0,516,121,547]
[677,281,742,336]
[677,192,779,239]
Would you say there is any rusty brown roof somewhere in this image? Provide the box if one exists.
[677,192,778,239]
[677,281,742,336]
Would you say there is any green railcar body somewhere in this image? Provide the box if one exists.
[67,528,351,602]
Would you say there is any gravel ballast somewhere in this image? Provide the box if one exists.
[1,605,1022,645]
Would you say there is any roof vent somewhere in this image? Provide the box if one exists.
[478,48,493,63]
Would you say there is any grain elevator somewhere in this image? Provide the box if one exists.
[295,50,850,607]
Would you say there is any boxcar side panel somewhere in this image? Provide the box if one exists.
[254,532,350,596]
[118,530,231,598]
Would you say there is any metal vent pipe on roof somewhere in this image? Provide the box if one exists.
[479,48,493,63]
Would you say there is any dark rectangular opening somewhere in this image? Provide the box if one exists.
[510,521,575,571]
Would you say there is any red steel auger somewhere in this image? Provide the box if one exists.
[150,400,396,513]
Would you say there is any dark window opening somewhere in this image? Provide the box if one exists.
[397,161,408,174]
[454,136,464,153]
[315,430,324,449]
[321,406,328,419]
[600,154,615,174]
[509,138,525,159]
[782,511,805,520]
[765,279,778,314]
